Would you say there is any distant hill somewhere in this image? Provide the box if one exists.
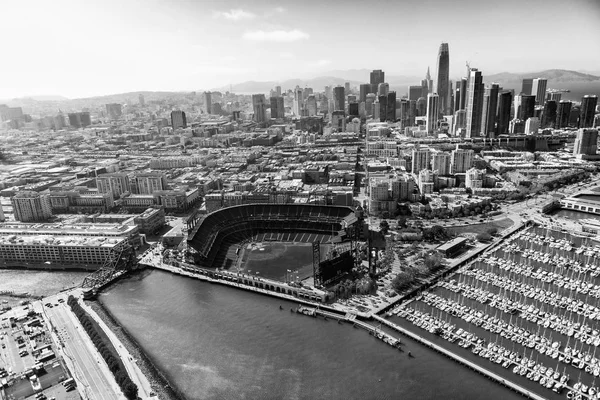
[0,95,69,103]
[485,69,600,86]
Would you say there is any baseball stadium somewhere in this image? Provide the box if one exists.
[187,204,358,286]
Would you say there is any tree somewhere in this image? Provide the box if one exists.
[396,215,407,228]
[379,220,390,235]
[476,232,492,242]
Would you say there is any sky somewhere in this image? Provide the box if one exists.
[1,0,600,99]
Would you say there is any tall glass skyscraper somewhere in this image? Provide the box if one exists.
[435,43,450,115]
[465,69,484,138]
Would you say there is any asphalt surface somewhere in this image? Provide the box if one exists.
[44,303,121,400]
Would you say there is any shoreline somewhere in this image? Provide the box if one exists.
[88,298,188,400]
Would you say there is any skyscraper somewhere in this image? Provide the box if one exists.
[408,86,423,102]
[531,78,548,105]
[378,95,387,122]
[370,70,385,86]
[519,95,536,121]
[138,94,145,106]
[306,95,317,116]
[378,83,389,96]
[541,100,557,128]
[483,84,499,137]
[435,43,450,114]
[270,96,285,119]
[252,94,267,124]
[275,86,282,97]
[293,88,303,116]
[359,84,370,103]
[170,110,187,129]
[580,95,599,128]
[496,91,512,135]
[457,78,468,110]
[556,100,572,128]
[387,92,396,121]
[521,79,533,95]
[465,68,484,138]
[333,86,345,112]
[426,93,439,134]
[203,91,212,114]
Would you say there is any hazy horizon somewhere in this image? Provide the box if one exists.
[2,0,600,99]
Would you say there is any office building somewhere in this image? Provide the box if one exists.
[348,102,359,117]
[399,99,411,129]
[525,117,540,135]
[459,78,468,111]
[450,145,474,174]
[531,78,548,105]
[97,173,131,198]
[378,95,387,122]
[370,69,385,86]
[293,88,303,116]
[549,92,562,102]
[11,191,53,222]
[378,83,389,96]
[496,91,512,135]
[453,110,467,136]
[541,100,557,128]
[252,94,267,124]
[416,97,427,117]
[556,100,572,128]
[333,86,345,112]
[204,91,212,114]
[435,43,450,114]
[270,96,285,119]
[408,86,422,102]
[68,112,91,128]
[521,79,533,95]
[171,110,187,129]
[306,95,317,116]
[482,83,499,137]
[573,128,599,156]
[465,68,484,138]
[106,103,122,120]
[580,95,599,128]
[387,92,396,121]
[515,95,536,121]
[411,146,431,174]
[426,93,439,134]
[359,84,370,103]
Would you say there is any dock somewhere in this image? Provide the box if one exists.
[372,315,550,400]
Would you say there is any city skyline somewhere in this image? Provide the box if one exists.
[2,0,600,99]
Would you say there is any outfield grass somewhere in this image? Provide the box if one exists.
[242,242,315,281]
[446,218,514,236]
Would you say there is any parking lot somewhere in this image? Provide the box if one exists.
[0,301,78,400]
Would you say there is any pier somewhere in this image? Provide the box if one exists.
[372,315,548,400]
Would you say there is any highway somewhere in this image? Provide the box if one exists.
[43,302,122,400]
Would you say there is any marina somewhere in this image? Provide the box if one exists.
[385,225,600,400]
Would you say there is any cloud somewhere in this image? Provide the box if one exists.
[243,29,309,42]
[279,52,295,59]
[309,59,332,67]
[213,9,256,21]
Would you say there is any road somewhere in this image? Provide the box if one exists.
[78,299,155,399]
[43,302,122,400]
